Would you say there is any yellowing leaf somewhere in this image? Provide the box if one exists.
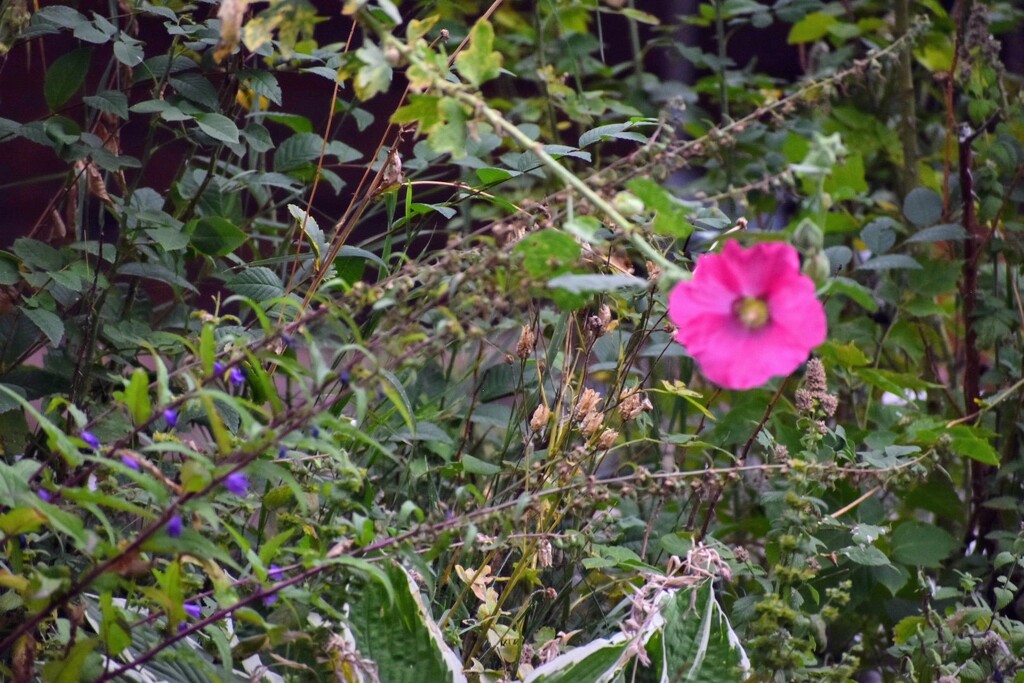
[454,20,503,87]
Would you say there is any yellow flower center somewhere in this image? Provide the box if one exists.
[734,296,769,330]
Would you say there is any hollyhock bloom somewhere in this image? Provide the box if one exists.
[668,241,826,390]
[167,515,183,538]
[225,472,249,496]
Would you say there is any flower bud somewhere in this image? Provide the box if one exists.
[802,251,832,286]
[793,219,824,253]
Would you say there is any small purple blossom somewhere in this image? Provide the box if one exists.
[183,603,201,619]
[81,431,100,450]
[177,621,188,633]
[268,564,284,581]
[229,367,245,386]
[310,426,320,438]
[37,489,51,503]
[224,472,249,496]
[168,515,183,538]
[277,446,288,458]
[213,361,225,377]
[163,408,178,428]
[262,593,278,606]
[339,370,350,385]
[121,454,140,471]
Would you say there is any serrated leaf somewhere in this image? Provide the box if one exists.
[580,123,649,148]
[274,132,325,173]
[83,90,129,119]
[906,223,970,243]
[45,47,92,111]
[891,521,957,568]
[194,113,239,144]
[841,545,891,566]
[454,20,503,87]
[858,254,922,270]
[226,267,284,302]
[354,41,393,100]
[118,262,198,292]
[23,307,64,346]
[190,217,246,256]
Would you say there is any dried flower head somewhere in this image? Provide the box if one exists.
[580,411,604,437]
[516,324,536,359]
[596,428,619,449]
[537,539,553,568]
[619,387,653,421]
[574,388,602,420]
[530,403,551,432]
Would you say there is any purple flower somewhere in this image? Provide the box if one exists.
[37,489,51,503]
[163,408,178,428]
[268,564,284,580]
[168,515,183,538]
[121,454,140,470]
[262,593,278,606]
[310,426,320,438]
[183,603,201,619]
[340,370,351,385]
[224,472,249,496]
[177,621,188,633]
[229,367,245,386]
[213,361,225,377]
[81,431,100,450]
[277,446,288,458]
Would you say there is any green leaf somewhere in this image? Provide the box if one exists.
[119,367,153,425]
[787,12,837,44]
[45,47,92,111]
[391,94,442,133]
[903,187,943,227]
[354,41,393,100]
[580,123,649,148]
[454,20,503,87]
[347,563,465,683]
[23,307,64,346]
[429,97,469,159]
[190,217,247,257]
[274,132,326,173]
[516,229,581,279]
[860,217,898,254]
[818,340,871,369]
[547,273,648,294]
[841,545,892,567]
[113,38,144,67]
[118,261,198,292]
[226,267,285,302]
[83,90,129,119]
[462,454,501,476]
[41,637,97,683]
[822,277,878,312]
[194,113,240,144]
[626,178,693,238]
[906,223,970,243]
[890,521,957,568]
[858,254,922,271]
[947,425,1000,465]
[641,582,750,682]
[13,238,64,271]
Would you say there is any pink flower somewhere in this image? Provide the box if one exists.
[668,241,826,390]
